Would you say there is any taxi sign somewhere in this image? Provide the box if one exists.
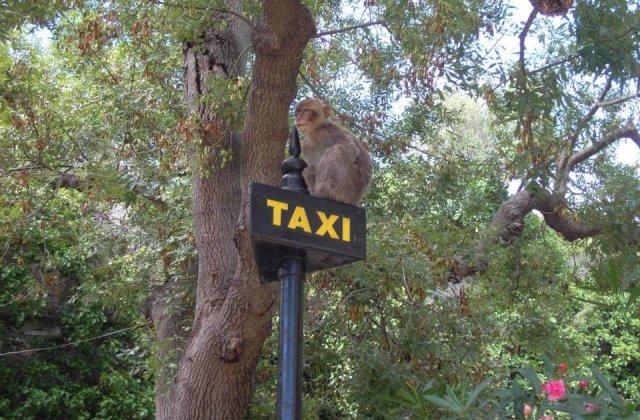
[250,182,366,281]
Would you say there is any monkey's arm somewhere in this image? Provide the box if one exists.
[343,138,363,163]
[327,126,361,162]
[302,167,316,193]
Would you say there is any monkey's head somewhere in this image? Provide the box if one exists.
[294,97,330,136]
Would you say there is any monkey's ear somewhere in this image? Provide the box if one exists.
[322,105,331,118]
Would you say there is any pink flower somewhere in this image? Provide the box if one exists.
[542,380,566,401]
[540,416,553,420]
[585,403,600,413]
[558,363,568,373]
[578,380,589,388]
[524,403,533,417]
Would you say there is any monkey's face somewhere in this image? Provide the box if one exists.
[294,98,329,135]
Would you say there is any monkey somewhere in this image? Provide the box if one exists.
[294,97,373,206]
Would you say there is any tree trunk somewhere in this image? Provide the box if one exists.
[154,1,316,418]
[152,276,193,419]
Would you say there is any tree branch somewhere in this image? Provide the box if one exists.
[534,189,601,241]
[297,70,326,99]
[488,189,537,241]
[315,21,385,38]
[529,53,579,76]
[566,123,639,172]
[556,77,613,195]
[597,91,640,108]
[569,77,613,150]
[449,183,604,283]
[487,187,601,245]
[518,8,538,78]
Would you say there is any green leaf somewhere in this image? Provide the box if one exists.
[626,286,640,307]
[541,354,556,374]
[515,367,542,395]
[465,380,489,410]
[423,394,462,412]
[591,366,624,409]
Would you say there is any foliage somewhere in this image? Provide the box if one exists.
[0,189,154,419]
[387,358,639,419]
[2,0,640,418]
[0,340,154,420]
[250,94,640,418]
[0,23,182,418]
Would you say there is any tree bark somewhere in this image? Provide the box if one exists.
[155,1,316,419]
[454,124,640,282]
[488,189,537,241]
[449,186,602,283]
[152,274,194,419]
[488,186,600,243]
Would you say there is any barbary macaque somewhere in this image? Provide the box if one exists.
[294,98,373,205]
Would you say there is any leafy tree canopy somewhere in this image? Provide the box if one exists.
[1,0,638,418]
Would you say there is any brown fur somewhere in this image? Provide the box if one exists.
[294,98,373,205]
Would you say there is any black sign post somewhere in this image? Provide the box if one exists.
[275,130,307,420]
[249,128,366,419]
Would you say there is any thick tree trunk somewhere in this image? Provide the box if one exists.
[153,5,247,416]
[152,277,193,419]
[154,1,316,419]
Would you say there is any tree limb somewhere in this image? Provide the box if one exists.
[297,70,326,99]
[566,123,639,172]
[0,324,145,357]
[488,189,537,241]
[597,91,640,108]
[529,53,579,76]
[568,77,613,150]
[518,8,539,78]
[315,21,385,38]
[4,165,49,174]
[556,77,613,195]
[534,189,600,241]
[487,186,601,244]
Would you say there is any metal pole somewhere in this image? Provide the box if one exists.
[276,127,308,420]
[276,254,305,420]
